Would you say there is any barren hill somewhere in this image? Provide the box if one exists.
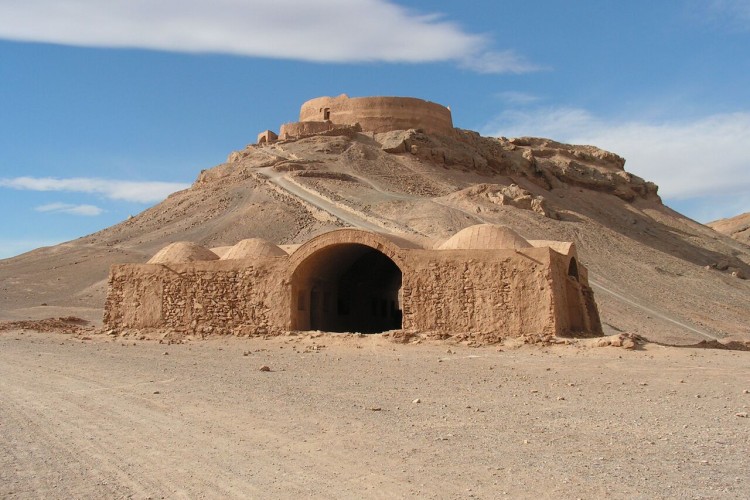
[708,212,750,246]
[1,129,748,344]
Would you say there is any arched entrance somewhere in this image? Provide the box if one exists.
[291,243,403,333]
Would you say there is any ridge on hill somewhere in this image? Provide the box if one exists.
[1,125,748,344]
[708,212,750,246]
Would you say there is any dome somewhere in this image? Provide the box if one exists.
[147,242,219,264]
[221,238,287,260]
[438,224,531,250]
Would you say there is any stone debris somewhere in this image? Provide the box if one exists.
[259,365,271,372]
[596,333,640,349]
[0,317,91,335]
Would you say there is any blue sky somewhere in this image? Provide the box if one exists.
[1,0,749,258]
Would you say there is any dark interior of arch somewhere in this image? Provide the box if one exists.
[293,243,402,333]
[568,257,579,280]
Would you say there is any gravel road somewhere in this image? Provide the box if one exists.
[1,330,749,498]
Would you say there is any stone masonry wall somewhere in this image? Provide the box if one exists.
[105,259,289,335]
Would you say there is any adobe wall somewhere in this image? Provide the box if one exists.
[278,121,335,139]
[297,95,454,137]
[401,248,557,340]
[256,130,278,145]
[547,252,601,336]
[104,258,290,336]
[104,232,602,340]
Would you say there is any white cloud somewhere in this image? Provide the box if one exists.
[35,202,104,216]
[0,0,538,73]
[0,176,190,203]
[485,107,750,208]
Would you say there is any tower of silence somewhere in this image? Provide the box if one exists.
[105,95,602,340]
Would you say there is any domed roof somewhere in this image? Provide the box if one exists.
[222,238,287,260]
[439,224,531,250]
[148,242,219,264]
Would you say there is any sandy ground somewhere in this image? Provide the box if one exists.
[1,329,748,499]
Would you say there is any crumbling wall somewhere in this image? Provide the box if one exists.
[104,266,164,329]
[279,121,335,139]
[105,259,289,335]
[401,248,557,341]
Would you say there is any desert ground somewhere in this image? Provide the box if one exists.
[1,327,749,499]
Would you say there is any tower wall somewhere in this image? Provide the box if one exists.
[298,95,454,136]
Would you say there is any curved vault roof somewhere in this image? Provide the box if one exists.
[148,242,219,264]
[222,238,288,260]
[438,224,532,251]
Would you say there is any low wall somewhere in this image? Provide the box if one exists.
[279,121,335,140]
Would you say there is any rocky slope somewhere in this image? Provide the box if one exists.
[708,212,750,246]
[1,128,748,343]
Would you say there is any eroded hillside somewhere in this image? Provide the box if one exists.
[709,212,750,246]
[1,129,748,343]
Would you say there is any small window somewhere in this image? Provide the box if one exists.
[323,108,330,120]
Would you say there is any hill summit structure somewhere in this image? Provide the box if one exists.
[105,224,602,340]
[104,95,605,341]
[257,94,455,144]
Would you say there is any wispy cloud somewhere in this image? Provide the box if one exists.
[0,0,539,74]
[0,177,190,203]
[459,50,543,74]
[35,202,103,216]
[702,0,750,30]
[485,108,750,209]
[495,91,543,105]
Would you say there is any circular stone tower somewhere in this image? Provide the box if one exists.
[298,94,454,136]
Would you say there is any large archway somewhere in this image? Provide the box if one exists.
[290,243,403,333]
